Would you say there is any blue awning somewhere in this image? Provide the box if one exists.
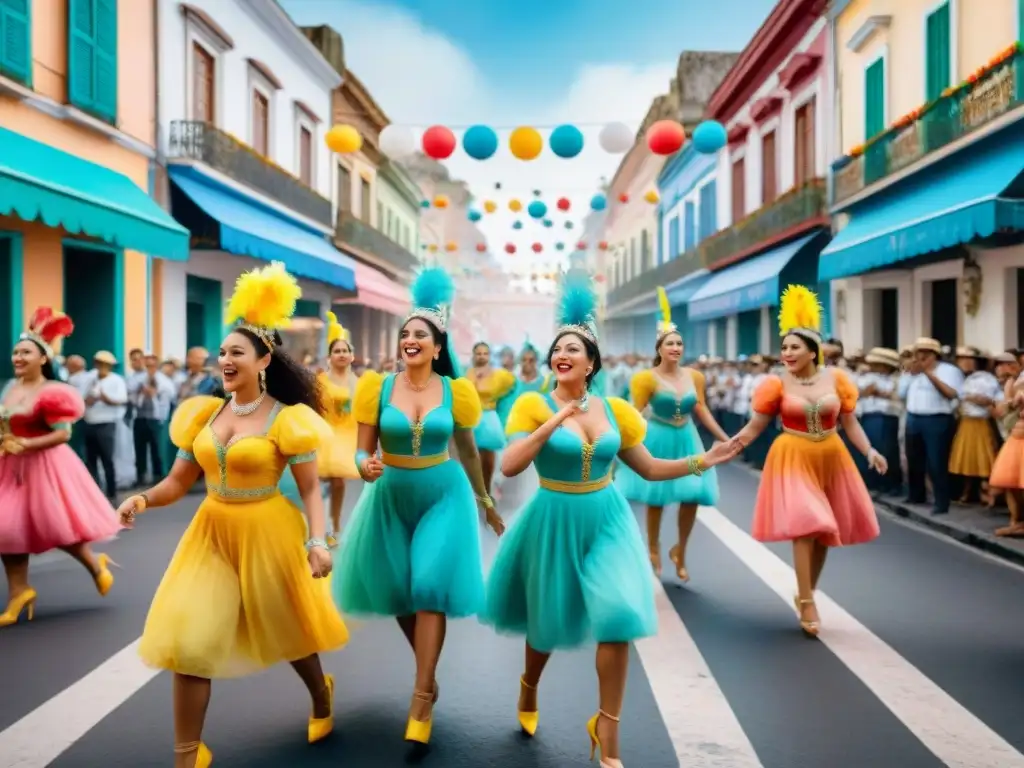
[0,125,189,260]
[688,233,820,322]
[618,269,712,318]
[819,130,1024,282]
[169,166,355,290]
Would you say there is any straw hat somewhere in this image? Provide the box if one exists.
[912,337,942,355]
[994,351,1018,364]
[955,345,988,360]
[92,350,117,365]
[865,347,901,368]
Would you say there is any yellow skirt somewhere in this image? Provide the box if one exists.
[139,493,348,679]
[949,416,999,478]
[318,418,359,480]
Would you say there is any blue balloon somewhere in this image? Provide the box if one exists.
[513,220,524,230]
[555,242,565,251]
[528,200,547,219]
[420,200,430,208]
[692,120,727,155]
[549,124,584,158]
[542,219,553,228]
[468,209,482,222]
[462,125,499,160]
[565,221,574,229]
[590,194,607,211]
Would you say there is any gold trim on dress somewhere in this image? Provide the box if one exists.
[649,413,690,427]
[205,484,281,503]
[381,450,450,469]
[782,426,836,442]
[538,474,611,494]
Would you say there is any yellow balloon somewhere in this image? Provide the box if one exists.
[509,198,523,212]
[427,244,438,253]
[509,126,543,160]
[325,124,362,154]
[433,194,449,209]
[644,190,660,204]
[445,241,458,252]
[483,200,497,213]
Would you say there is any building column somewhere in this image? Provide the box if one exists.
[759,306,771,353]
[725,315,738,360]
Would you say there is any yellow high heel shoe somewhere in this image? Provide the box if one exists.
[586,710,624,767]
[793,596,820,637]
[307,674,335,743]
[668,545,689,583]
[0,588,38,627]
[173,740,212,767]
[93,553,119,596]
[404,689,435,744]
[517,676,539,736]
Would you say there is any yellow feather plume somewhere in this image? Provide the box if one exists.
[778,284,822,336]
[225,261,301,329]
[656,286,671,327]
[325,310,349,346]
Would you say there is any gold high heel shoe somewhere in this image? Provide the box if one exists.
[0,588,38,627]
[668,545,689,583]
[173,740,212,767]
[307,674,335,743]
[517,676,539,736]
[93,553,119,596]
[404,689,435,744]
[793,596,820,637]
[586,710,624,767]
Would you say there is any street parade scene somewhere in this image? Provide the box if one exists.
[1,0,1024,766]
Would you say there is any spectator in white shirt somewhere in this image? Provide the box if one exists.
[82,351,128,501]
[64,354,89,459]
[859,348,903,494]
[949,347,1003,505]
[131,353,176,484]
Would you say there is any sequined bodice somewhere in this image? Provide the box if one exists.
[378,375,454,457]
[0,402,53,438]
[471,370,508,410]
[648,388,698,425]
[779,393,841,436]
[533,394,621,484]
[320,375,354,426]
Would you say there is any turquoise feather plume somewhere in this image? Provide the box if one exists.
[556,273,598,331]
[520,334,540,359]
[411,267,455,311]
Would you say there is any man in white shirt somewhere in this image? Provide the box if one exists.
[83,351,129,501]
[132,353,176,484]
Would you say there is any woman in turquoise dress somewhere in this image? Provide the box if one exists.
[485,276,741,768]
[517,339,553,395]
[616,289,730,583]
[333,268,504,747]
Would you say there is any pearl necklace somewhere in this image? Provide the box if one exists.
[403,372,432,392]
[230,391,266,416]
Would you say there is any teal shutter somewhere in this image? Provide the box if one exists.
[864,58,886,138]
[0,0,31,85]
[67,0,117,123]
[925,2,951,101]
[1019,0,1023,41]
[93,0,117,121]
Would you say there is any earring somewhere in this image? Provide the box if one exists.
[258,369,267,391]
[586,368,593,375]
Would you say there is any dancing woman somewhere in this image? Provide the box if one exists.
[115,263,347,768]
[485,276,741,767]
[990,363,1024,534]
[466,342,517,493]
[517,339,552,394]
[734,286,885,636]
[616,288,730,582]
[0,308,121,627]
[333,267,504,746]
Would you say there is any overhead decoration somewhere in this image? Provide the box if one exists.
[379,125,416,158]
[532,243,543,253]
[549,124,584,158]
[445,241,457,252]
[543,219,553,228]
[555,242,565,251]
[468,209,482,222]
[422,125,457,159]
[512,220,524,230]
[590,194,607,211]
[509,126,543,160]
[646,119,686,155]
[595,274,606,283]
[427,244,438,253]
[533,189,542,197]
[618,193,629,203]
[644,190,660,204]
[505,243,516,254]
[599,122,633,153]
[509,199,523,212]
[598,241,609,251]
[476,243,487,252]
[576,240,587,249]
[528,200,547,219]
[433,194,449,209]
[483,200,498,213]
[463,124,499,160]
[325,124,362,154]
[565,221,574,229]
[556,197,571,212]
[692,120,728,154]
[419,200,430,208]
[495,182,502,189]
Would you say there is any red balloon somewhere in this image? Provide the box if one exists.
[505,243,516,254]
[422,125,456,159]
[532,243,543,253]
[475,243,487,252]
[618,193,630,204]
[646,119,686,155]
[598,241,609,251]
[557,197,571,212]
[576,240,587,249]
[595,274,606,283]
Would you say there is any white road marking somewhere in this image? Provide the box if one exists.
[635,579,764,767]
[698,505,1024,768]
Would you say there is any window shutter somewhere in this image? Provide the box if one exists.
[92,0,117,121]
[864,58,885,138]
[67,0,96,110]
[0,0,31,85]
[925,2,951,101]
[684,201,696,251]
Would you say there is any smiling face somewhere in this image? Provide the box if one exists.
[472,344,490,367]
[549,333,592,387]
[658,332,684,364]
[781,333,817,374]
[400,318,438,370]
[329,339,353,370]
[12,339,45,379]
[218,331,269,394]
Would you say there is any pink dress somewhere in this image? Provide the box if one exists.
[751,370,880,547]
[0,383,121,554]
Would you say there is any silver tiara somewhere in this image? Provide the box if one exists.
[656,321,678,343]
[557,321,598,345]
[405,304,449,333]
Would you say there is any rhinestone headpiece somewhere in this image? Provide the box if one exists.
[404,304,449,334]
[557,321,598,345]
[239,323,278,350]
[656,321,678,343]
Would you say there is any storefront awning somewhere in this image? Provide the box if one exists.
[0,125,189,260]
[168,166,355,290]
[687,233,821,322]
[335,260,410,316]
[819,130,1024,282]
[618,269,712,317]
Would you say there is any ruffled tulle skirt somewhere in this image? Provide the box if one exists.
[753,432,879,546]
[615,419,718,506]
[333,460,485,617]
[485,485,657,652]
[990,434,1024,489]
[474,409,506,452]
[138,493,348,678]
[0,444,121,554]
[318,419,359,479]
[949,416,1000,478]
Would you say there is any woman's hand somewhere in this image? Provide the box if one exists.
[0,435,24,455]
[485,507,506,537]
[867,448,888,475]
[702,437,744,468]
[359,454,383,483]
[308,546,333,578]
[117,495,146,528]
[553,399,581,424]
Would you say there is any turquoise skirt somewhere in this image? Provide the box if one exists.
[616,419,718,507]
[485,484,657,652]
[474,409,506,452]
[333,459,485,618]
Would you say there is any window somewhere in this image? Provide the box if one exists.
[683,201,696,251]
[864,56,886,140]
[730,158,746,224]
[360,177,371,222]
[761,130,777,204]
[251,90,269,155]
[386,209,393,238]
[191,43,215,123]
[925,2,951,101]
[641,230,651,272]
[336,163,351,212]
[298,125,313,186]
[667,216,679,261]
[794,98,816,187]
[0,0,31,85]
[68,0,118,123]
[698,181,718,240]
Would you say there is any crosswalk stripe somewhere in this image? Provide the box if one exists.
[697,505,1024,768]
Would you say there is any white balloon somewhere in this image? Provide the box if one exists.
[599,122,634,154]
[379,125,416,158]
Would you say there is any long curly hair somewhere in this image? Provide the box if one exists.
[235,328,324,414]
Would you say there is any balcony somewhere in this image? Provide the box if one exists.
[335,210,420,272]
[167,120,333,228]
[832,46,1023,207]
[606,245,705,309]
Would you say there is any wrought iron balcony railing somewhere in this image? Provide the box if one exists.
[167,120,333,228]
[335,210,420,272]
[831,47,1023,207]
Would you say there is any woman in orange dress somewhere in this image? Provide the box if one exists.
[735,286,886,636]
[989,366,1024,534]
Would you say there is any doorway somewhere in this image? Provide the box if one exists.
[929,278,958,348]
[714,317,727,358]
[186,274,223,354]
[0,237,14,381]
[63,245,119,365]
[737,309,761,355]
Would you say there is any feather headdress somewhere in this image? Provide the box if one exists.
[405,267,455,333]
[325,311,350,348]
[778,284,824,362]
[655,286,678,343]
[519,335,540,360]
[225,261,301,350]
[21,307,74,357]
[555,273,598,345]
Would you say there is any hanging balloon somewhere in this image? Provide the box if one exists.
[693,120,728,154]
[618,193,629,204]
[599,122,633,153]
[512,220,523,230]
[549,124,584,158]
[428,244,438,253]
[433,194,449,209]
[556,197,571,212]
[445,241,457,252]
[533,189,542,197]
[483,200,497,213]
[646,119,686,155]
[644,190,660,204]
[509,199,523,212]
[475,243,487,253]
[595,274,606,283]
[325,124,362,153]
[468,209,482,222]
[565,221,574,230]
[379,125,416,158]
[505,243,516,254]
[590,194,607,211]
[542,219,553,228]
[576,240,587,249]
[495,182,502,189]
[527,200,547,219]
[422,125,457,159]
[555,242,565,251]
[598,241,609,250]
[462,125,499,160]
[532,243,543,253]
[419,200,430,208]
[509,127,543,160]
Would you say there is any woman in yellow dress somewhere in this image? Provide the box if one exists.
[115,263,348,768]
[466,342,517,494]
[317,311,360,546]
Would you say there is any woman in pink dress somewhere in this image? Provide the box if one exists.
[735,287,886,637]
[0,308,121,627]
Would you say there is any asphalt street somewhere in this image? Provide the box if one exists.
[3,462,1024,767]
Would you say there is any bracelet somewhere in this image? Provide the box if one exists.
[355,450,371,480]
[687,455,704,477]
[476,494,495,509]
[305,537,328,551]
[138,492,150,512]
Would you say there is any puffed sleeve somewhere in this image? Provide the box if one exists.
[169,396,224,461]
[270,403,334,464]
[629,370,657,410]
[832,369,858,414]
[353,370,384,426]
[494,368,517,399]
[450,377,482,429]
[607,396,647,450]
[504,391,550,438]
[752,375,784,416]
[36,383,85,429]
[690,369,707,406]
